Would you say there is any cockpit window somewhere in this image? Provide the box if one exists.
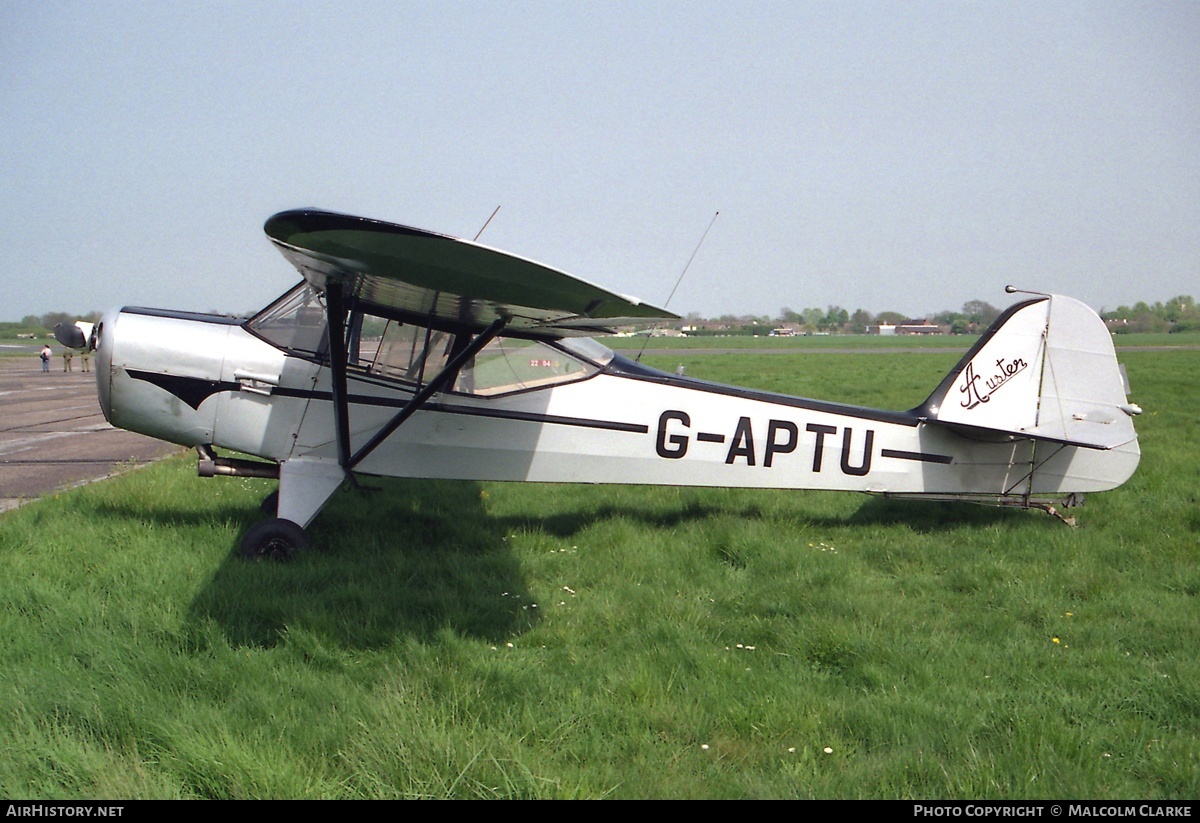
[352,320,602,396]
[245,283,327,357]
[247,283,609,396]
[351,313,455,385]
[557,336,615,367]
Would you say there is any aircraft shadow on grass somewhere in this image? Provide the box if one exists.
[91,479,1031,652]
[185,479,750,650]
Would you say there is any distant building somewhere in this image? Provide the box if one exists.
[869,320,946,335]
[680,320,731,333]
[896,320,947,335]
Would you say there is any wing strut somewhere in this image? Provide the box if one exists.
[345,316,509,472]
[324,281,353,470]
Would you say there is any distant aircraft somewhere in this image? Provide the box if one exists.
[84,209,1141,559]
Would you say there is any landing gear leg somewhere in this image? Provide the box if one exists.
[239,458,344,562]
[275,458,344,527]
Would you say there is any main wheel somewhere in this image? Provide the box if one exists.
[240,518,310,562]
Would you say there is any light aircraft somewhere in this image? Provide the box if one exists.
[86,209,1141,559]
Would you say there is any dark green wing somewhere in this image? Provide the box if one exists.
[264,209,678,337]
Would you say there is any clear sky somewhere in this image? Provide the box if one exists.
[2,1,1197,322]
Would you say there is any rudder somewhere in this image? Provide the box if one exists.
[920,293,1140,450]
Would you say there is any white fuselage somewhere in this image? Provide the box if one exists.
[95,306,1139,510]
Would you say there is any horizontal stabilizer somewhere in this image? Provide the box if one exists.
[921,294,1138,449]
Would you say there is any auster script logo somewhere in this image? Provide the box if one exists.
[959,356,1028,409]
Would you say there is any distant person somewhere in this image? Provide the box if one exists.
[63,349,73,372]
[81,349,90,372]
[40,344,51,373]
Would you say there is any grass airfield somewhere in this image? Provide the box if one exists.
[0,341,1197,799]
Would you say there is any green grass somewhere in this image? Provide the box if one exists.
[0,349,1197,798]
[1109,331,1200,348]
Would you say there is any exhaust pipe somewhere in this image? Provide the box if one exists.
[196,445,280,479]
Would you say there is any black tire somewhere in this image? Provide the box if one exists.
[240,518,310,562]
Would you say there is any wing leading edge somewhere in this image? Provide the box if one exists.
[264,209,679,338]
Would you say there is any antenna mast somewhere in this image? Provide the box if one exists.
[473,206,501,241]
[636,211,719,362]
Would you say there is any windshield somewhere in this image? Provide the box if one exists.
[245,282,327,357]
[556,335,615,367]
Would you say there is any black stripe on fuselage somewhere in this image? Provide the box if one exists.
[128,370,650,435]
[269,386,649,433]
[427,403,648,433]
[880,448,953,464]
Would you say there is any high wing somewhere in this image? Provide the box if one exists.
[264,209,679,337]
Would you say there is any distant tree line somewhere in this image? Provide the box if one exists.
[684,299,1005,336]
[4,297,1198,340]
[1101,295,1199,334]
[683,295,1199,337]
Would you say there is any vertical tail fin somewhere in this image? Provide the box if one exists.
[921,293,1140,449]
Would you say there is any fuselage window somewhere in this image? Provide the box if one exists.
[453,337,599,396]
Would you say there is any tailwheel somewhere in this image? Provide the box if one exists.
[241,517,311,562]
